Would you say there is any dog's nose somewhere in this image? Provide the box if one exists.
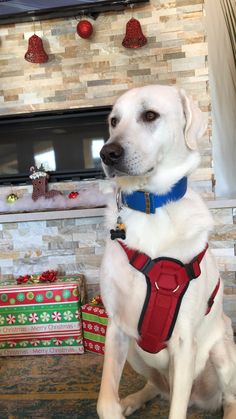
[100,143,124,166]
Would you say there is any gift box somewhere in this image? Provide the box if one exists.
[81,297,108,355]
[0,275,86,356]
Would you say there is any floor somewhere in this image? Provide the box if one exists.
[0,353,222,419]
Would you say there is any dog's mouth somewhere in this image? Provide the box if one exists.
[106,165,155,178]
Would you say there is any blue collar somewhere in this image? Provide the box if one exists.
[121,177,187,214]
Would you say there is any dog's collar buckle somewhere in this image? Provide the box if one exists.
[144,192,151,214]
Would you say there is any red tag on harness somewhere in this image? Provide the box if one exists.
[118,241,219,354]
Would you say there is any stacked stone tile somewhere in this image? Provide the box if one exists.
[0,203,235,328]
[0,0,213,192]
[0,1,235,328]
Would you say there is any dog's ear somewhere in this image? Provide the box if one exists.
[180,89,208,150]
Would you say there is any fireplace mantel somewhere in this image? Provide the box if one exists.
[0,198,235,224]
[0,207,105,224]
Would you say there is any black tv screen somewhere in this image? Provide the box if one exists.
[0,106,111,185]
[0,1,149,24]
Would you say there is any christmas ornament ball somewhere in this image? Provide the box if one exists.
[6,193,18,204]
[77,20,93,39]
[68,191,79,199]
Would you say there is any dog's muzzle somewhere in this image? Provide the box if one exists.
[100,143,124,166]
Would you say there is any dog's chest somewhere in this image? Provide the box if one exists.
[100,241,148,338]
[108,204,177,258]
[101,208,183,337]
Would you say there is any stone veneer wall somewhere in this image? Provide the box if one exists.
[0,215,105,299]
[0,0,235,327]
[0,0,209,113]
[0,0,213,193]
[0,205,235,328]
[210,206,236,330]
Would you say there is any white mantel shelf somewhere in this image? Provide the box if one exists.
[0,199,235,224]
[0,207,106,223]
[207,199,236,209]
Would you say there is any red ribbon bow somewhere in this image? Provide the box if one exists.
[16,270,58,284]
[38,270,58,282]
[16,274,31,284]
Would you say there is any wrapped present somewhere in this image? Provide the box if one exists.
[81,295,108,355]
[0,275,86,356]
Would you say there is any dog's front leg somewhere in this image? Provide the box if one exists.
[97,318,129,419]
[168,336,196,419]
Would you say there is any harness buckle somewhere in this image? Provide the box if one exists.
[129,252,154,275]
[141,259,155,275]
[186,259,201,280]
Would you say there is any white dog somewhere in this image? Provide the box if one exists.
[97,85,236,419]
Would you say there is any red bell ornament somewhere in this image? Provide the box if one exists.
[77,20,93,39]
[122,18,147,49]
[25,34,49,64]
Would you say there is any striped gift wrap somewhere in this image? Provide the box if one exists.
[81,303,108,355]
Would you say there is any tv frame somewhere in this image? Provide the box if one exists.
[0,105,112,186]
[0,0,149,25]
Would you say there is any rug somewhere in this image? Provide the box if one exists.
[0,353,222,418]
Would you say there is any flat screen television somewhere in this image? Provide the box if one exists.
[0,1,149,24]
[0,106,111,185]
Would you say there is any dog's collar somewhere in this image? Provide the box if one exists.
[119,177,188,214]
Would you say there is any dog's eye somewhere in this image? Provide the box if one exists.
[143,111,160,122]
[110,117,118,128]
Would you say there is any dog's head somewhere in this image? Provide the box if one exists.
[100,85,207,192]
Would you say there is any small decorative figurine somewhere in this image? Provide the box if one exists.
[29,165,62,201]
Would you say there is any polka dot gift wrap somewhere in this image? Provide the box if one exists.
[0,275,86,356]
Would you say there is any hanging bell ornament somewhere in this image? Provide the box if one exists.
[122,18,147,49]
[25,34,49,64]
[77,20,93,39]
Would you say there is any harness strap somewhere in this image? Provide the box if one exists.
[118,242,207,280]
[206,278,221,315]
[117,241,219,354]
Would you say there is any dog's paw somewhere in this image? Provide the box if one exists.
[121,394,145,416]
[97,400,125,419]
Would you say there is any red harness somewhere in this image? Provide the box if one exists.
[118,241,221,354]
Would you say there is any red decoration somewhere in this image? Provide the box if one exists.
[25,34,49,64]
[16,275,31,285]
[77,20,93,39]
[16,270,58,284]
[38,270,58,283]
[91,295,103,306]
[68,191,79,199]
[122,18,147,49]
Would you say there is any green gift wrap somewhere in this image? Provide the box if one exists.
[0,275,86,356]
